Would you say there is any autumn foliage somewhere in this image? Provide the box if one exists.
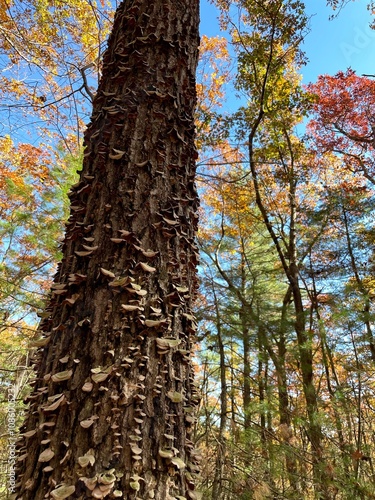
[1,0,375,499]
[307,69,375,184]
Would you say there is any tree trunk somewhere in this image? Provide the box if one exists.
[240,305,252,431]
[342,204,375,362]
[249,135,328,499]
[211,285,228,500]
[16,1,200,498]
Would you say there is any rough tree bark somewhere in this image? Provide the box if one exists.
[15,0,200,499]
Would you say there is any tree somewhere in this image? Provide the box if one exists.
[197,176,295,498]
[307,70,375,185]
[0,145,79,339]
[0,0,113,344]
[0,0,112,148]
[218,0,333,496]
[16,1,200,499]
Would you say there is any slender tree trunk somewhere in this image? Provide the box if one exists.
[309,276,350,483]
[257,340,266,450]
[291,266,328,499]
[277,287,292,428]
[211,286,228,500]
[249,136,328,499]
[342,205,375,362]
[238,253,252,432]
[16,1,200,498]
[255,315,269,454]
[241,310,252,432]
[276,287,302,496]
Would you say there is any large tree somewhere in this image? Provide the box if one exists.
[15,1,200,499]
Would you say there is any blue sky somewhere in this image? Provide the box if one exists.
[200,0,375,84]
[302,0,375,82]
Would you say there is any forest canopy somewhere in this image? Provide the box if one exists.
[1,0,375,499]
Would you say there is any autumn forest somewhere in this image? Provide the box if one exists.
[1,0,375,499]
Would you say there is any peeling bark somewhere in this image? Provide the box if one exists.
[16,1,200,499]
